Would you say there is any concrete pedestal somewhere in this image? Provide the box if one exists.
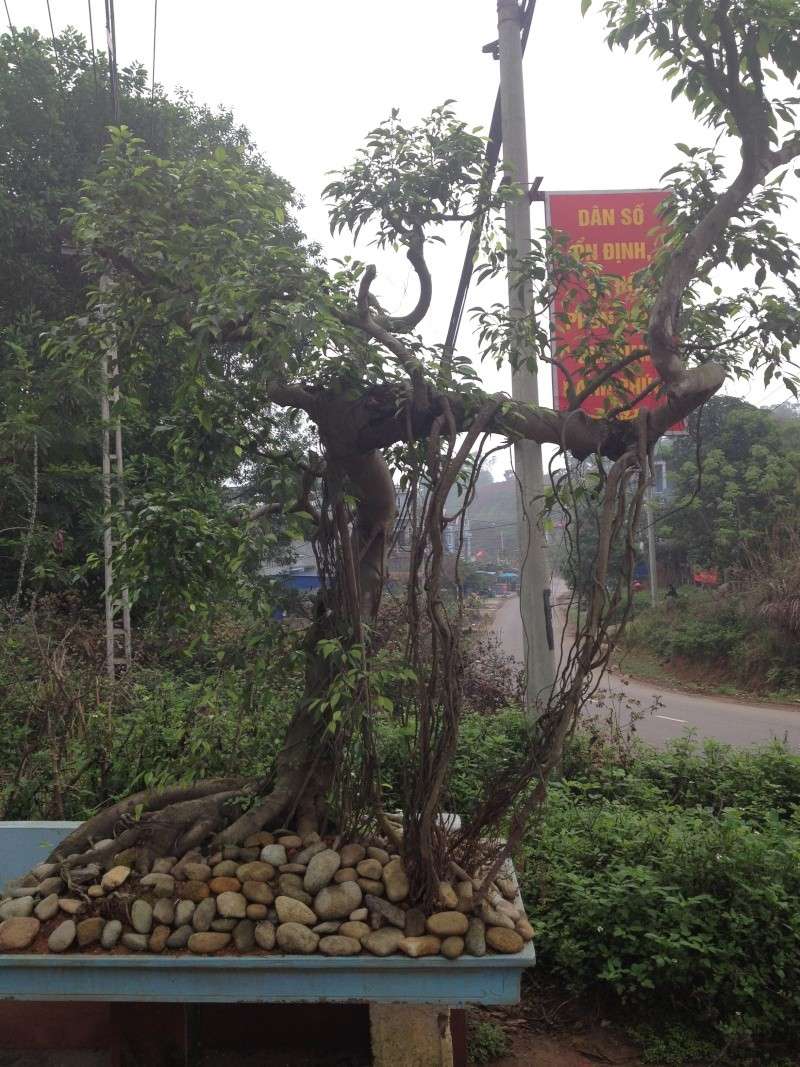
[370,1004,454,1067]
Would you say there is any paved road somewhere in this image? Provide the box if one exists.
[493,595,800,749]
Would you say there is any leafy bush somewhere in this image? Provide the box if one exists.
[519,775,800,1062]
[0,610,299,820]
[466,1019,509,1065]
[624,586,800,695]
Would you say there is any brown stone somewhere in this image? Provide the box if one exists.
[57,898,84,916]
[246,903,268,920]
[0,916,40,951]
[235,862,274,883]
[338,920,370,941]
[455,880,474,913]
[496,876,517,901]
[216,891,247,919]
[441,936,464,959]
[212,861,239,878]
[333,867,358,883]
[48,919,76,952]
[182,863,212,883]
[356,858,383,881]
[188,932,231,954]
[399,935,441,958]
[365,895,406,929]
[275,922,319,953]
[100,866,131,891]
[437,882,459,909]
[486,927,525,954]
[255,921,276,949]
[314,882,363,921]
[242,880,273,905]
[426,912,469,938]
[277,835,302,850]
[318,935,361,956]
[244,831,274,848]
[176,880,210,902]
[275,896,317,926]
[363,927,405,956]
[480,903,515,930]
[339,844,366,867]
[357,878,384,896]
[111,848,138,869]
[208,876,241,895]
[382,859,410,904]
[515,918,535,942]
[149,925,171,953]
[87,885,105,899]
[76,917,104,948]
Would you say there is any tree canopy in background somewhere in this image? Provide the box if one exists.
[660,396,800,570]
[0,27,310,609]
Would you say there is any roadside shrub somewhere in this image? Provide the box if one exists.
[624,586,800,695]
[0,611,299,820]
[519,784,800,1061]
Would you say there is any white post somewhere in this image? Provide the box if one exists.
[497,0,555,716]
[99,273,132,678]
[645,490,658,607]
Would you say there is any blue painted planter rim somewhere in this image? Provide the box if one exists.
[0,820,535,1004]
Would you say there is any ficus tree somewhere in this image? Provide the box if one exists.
[39,0,800,900]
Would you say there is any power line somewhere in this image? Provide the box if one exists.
[150,0,157,98]
[3,0,15,39]
[45,0,64,88]
[104,0,119,122]
[87,0,98,102]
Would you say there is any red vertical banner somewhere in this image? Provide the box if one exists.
[546,189,683,431]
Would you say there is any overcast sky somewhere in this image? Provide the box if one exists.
[17,0,797,419]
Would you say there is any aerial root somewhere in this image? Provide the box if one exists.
[44,776,274,871]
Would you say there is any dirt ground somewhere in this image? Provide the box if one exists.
[472,997,645,1067]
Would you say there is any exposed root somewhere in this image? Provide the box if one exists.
[46,777,269,870]
[48,778,251,864]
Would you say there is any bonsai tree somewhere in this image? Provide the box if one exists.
[41,0,800,899]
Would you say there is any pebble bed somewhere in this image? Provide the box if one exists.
[0,829,534,959]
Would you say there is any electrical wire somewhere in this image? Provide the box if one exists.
[45,0,64,88]
[150,0,157,98]
[104,0,119,122]
[87,0,98,102]
[3,0,15,39]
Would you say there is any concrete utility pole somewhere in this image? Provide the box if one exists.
[497,0,555,716]
[645,489,658,607]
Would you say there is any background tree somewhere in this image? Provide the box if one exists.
[0,27,308,606]
[15,1,800,900]
[660,396,800,571]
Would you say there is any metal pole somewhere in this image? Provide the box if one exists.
[99,336,115,681]
[99,273,132,677]
[497,0,555,716]
[645,491,658,607]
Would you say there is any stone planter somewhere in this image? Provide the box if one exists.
[1,821,535,1065]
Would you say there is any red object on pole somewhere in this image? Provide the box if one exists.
[546,189,685,432]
